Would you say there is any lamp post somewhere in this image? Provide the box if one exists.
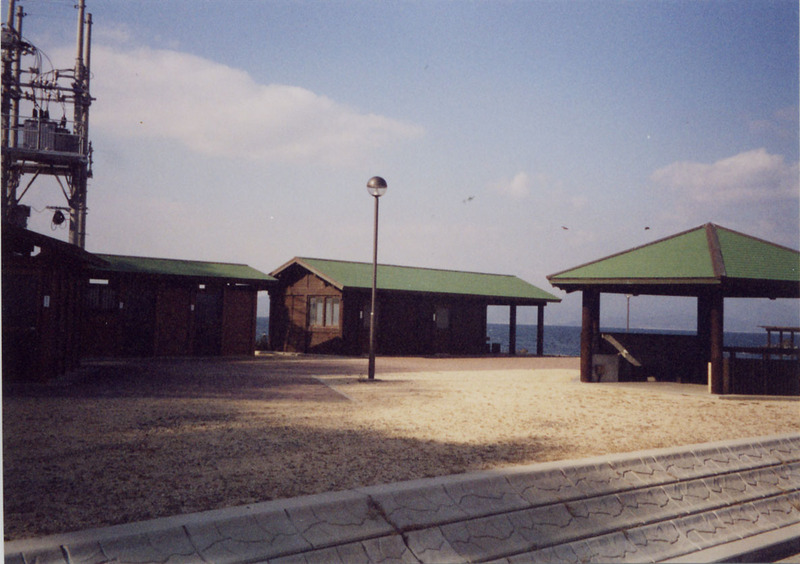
[366,176,387,380]
[626,294,632,332]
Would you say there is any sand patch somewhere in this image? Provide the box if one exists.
[3,357,797,540]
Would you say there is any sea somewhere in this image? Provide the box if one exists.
[255,318,768,356]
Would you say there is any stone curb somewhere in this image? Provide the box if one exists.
[6,433,800,564]
[664,522,800,563]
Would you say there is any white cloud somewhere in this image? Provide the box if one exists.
[650,148,799,203]
[490,171,533,199]
[83,45,423,165]
[648,148,799,248]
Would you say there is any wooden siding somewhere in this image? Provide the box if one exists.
[2,247,86,382]
[272,265,494,356]
[81,277,260,357]
[82,278,154,356]
[154,284,193,356]
[221,285,257,355]
[379,293,434,355]
[280,271,344,353]
[194,287,223,355]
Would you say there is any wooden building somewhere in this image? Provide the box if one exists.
[83,254,274,357]
[2,224,103,382]
[548,223,800,395]
[269,257,560,356]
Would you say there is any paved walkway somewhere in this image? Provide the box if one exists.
[6,434,800,563]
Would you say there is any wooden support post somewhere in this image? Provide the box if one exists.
[580,290,599,383]
[697,294,712,383]
[708,291,725,394]
[509,304,517,356]
[536,304,544,357]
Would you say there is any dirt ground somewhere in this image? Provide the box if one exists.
[3,354,798,541]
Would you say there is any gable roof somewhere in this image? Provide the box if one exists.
[272,257,560,304]
[94,254,275,287]
[547,223,800,298]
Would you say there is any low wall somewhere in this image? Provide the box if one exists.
[7,434,800,564]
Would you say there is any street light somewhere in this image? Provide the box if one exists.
[626,294,632,332]
[366,176,387,380]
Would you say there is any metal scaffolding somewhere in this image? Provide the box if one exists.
[2,0,93,248]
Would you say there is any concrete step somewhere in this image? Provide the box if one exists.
[6,433,800,564]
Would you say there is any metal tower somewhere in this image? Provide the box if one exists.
[2,0,93,248]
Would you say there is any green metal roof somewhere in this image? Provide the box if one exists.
[548,224,800,296]
[95,254,275,285]
[716,227,799,281]
[273,257,560,302]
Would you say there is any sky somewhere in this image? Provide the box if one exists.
[15,0,800,332]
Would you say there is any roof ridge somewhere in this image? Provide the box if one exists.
[298,256,520,278]
[97,253,252,268]
[704,224,727,278]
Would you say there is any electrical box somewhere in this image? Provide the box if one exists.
[23,119,55,150]
[22,119,79,153]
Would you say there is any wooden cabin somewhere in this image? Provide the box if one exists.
[2,224,103,382]
[269,257,560,356]
[82,254,274,357]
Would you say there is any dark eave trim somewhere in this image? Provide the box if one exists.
[343,286,560,305]
[550,277,720,287]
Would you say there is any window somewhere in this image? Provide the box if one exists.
[86,281,117,311]
[326,298,340,327]
[309,296,340,328]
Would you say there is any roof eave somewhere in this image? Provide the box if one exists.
[344,286,561,303]
[719,277,800,299]
[549,278,722,296]
[3,223,106,266]
[90,266,274,288]
[549,277,721,286]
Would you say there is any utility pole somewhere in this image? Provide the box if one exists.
[1,0,94,248]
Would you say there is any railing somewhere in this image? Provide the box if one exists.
[761,325,800,350]
[723,345,799,396]
[725,345,799,360]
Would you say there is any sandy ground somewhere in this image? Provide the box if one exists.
[3,354,798,541]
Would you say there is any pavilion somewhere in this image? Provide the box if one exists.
[547,223,799,394]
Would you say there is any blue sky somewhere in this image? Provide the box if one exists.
[18,0,800,331]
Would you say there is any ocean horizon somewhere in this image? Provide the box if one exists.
[256,318,768,357]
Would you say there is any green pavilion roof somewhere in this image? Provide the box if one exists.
[273,257,560,303]
[547,223,800,298]
[95,254,275,286]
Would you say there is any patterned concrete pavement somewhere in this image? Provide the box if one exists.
[6,433,800,563]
